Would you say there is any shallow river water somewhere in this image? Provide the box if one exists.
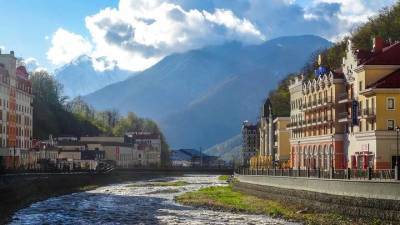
[10,175,298,225]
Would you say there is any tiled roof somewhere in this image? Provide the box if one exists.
[358,42,400,65]
[367,69,400,89]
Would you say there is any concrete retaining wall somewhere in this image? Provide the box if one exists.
[234,174,400,221]
[235,174,400,200]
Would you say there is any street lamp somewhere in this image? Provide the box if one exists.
[297,140,301,177]
[297,140,300,169]
[396,126,400,180]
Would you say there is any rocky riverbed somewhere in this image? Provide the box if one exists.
[9,175,297,225]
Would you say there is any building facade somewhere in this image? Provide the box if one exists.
[259,99,274,158]
[342,38,400,169]
[289,37,400,170]
[241,121,259,166]
[273,117,290,163]
[0,51,33,170]
[288,71,346,170]
[57,133,162,168]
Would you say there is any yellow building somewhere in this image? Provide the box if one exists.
[273,117,290,162]
[340,38,400,170]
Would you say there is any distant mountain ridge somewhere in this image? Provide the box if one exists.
[54,56,134,98]
[83,35,331,150]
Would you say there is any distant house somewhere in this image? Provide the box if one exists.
[170,149,193,167]
[56,132,162,168]
[171,149,225,168]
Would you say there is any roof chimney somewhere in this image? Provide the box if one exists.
[372,36,384,53]
[10,50,14,56]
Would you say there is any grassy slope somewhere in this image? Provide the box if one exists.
[175,186,383,225]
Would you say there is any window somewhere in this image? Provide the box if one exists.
[372,98,375,114]
[359,81,363,91]
[388,120,395,130]
[387,97,395,110]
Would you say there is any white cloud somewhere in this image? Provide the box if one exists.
[45,0,397,71]
[20,57,49,72]
[47,28,93,66]
[308,0,397,39]
[84,0,265,71]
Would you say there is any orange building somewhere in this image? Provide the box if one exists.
[0,50,33,170]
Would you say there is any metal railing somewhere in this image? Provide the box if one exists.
[338,93,349,101]
[235,168,396,180]
[338,112,349,119]
[362,108,376,117]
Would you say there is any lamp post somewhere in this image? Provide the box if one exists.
[396,126,400,180]
[297,140,300,176]
[13,144,16,171]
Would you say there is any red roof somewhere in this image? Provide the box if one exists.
[367,69,400,89]
[358,42,400,66]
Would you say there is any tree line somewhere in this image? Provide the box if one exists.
[31,71,170,166]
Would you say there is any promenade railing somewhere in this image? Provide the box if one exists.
[235,168,396,181]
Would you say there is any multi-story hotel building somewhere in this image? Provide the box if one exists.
[342,38,400,169]
[241,121,259,166]
[289,37,400,170]
[288,71,346,169]
[0,51,33,169]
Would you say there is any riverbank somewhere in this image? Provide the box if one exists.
[9,175,288,224]
[175,185,383,225]
[0,170,191,224]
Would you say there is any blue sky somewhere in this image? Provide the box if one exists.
[0,0,397,72]
[0,0,118,70]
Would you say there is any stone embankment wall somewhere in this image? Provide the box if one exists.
[234,174,400,221]
[0,170,176,224]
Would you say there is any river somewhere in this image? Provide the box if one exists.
[9,175,297,225]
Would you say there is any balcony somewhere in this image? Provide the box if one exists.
[362,108,376,119]
[302,97,334,112]
[338,93,351,104]
[323,97,333,105]
[338,112,350,123]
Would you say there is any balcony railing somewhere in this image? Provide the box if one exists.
[362,108,376,117]
[338,112,349,119]
[323,97,333,104]
[338,93,349,101]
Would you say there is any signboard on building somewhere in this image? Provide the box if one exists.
[361,144,369,152]
[351,100,358,125]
